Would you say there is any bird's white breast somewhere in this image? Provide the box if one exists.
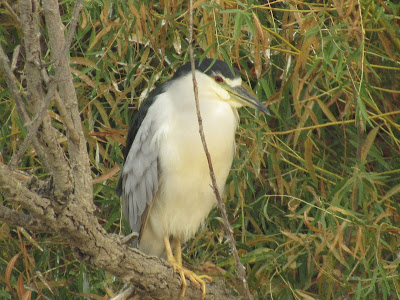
[146,75,238,243]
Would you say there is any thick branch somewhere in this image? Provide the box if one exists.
[0,164,57,226]
[42,0,92,205]
[19,0,72,198]
[0,205,47,232]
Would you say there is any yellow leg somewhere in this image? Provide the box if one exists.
[172,237,182,266]
[164,236,187,299]
[164,237,213,300]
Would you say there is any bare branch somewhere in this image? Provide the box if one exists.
[19,0,72,197]
[53,90,80,143]
[188,2,252,299]
[50,0,82,144]
[0,164,56,225]
[11,45,21,72]
[19,0,47,113]
[52,0,83,146]
[10,80,57,167]
[42,0,92,204]
[0,0,20,24]
[0,43,50,167]
[0,44,30,125]
[0,205,47,232]
[62,0,83,59]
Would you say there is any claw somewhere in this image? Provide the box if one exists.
[164,237,212,299]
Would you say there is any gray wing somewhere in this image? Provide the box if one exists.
[119,110,160,234]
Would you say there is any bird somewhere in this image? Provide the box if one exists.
[117,58,268,298]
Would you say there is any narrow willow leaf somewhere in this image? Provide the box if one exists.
[360,126,379,162]
[382,183,400,202]
[88,26,112,51]
[316,99,337,123]
[233,13,243,40]
[305,132,318,185]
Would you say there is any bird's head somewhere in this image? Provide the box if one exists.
[174,59,269,114]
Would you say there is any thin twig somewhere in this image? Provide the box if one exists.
[0,0,20,24]
[0,43,50,167]
[0,44,30,125]
[53,90,80,143]
[62,0,83,61]
[9,80,57,167]
[188,1,252,299]
[11,45,21,72]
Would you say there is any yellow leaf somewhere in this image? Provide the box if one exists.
[382,183,400,201]
[316,99,337,123]
[88,26,112,51]
[70,57,96,68]
[281,230,304,244]
[361,126,379,162]
[5,253,19,291]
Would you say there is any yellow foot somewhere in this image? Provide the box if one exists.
[164,236,212,299]
[169,260,213,300]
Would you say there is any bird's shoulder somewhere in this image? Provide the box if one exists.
[116,81,171,196]
[123,81,171,159]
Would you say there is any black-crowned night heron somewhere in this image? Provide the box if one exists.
[117,58,267,297]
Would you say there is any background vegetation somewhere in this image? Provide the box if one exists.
[1,0,399,299]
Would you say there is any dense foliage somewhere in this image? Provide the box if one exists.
[1,0,399,299]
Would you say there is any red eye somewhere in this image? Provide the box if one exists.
[214,76,224,83]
